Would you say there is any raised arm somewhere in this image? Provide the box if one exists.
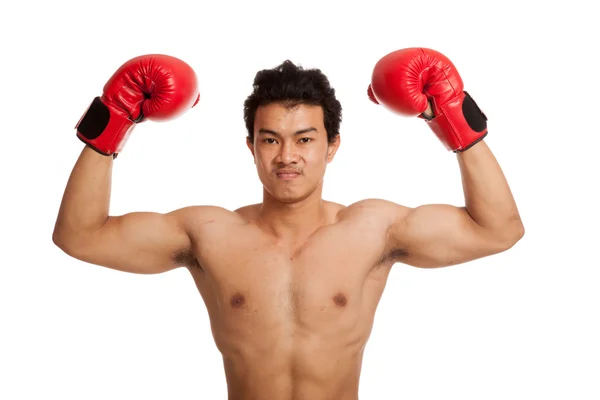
[368,47,524,268]
[387,141,523,268]
[52,148,214,274]
[53,54,201,274]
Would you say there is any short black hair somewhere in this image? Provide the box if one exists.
[243,60,342,144]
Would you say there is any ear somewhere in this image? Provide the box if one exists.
[246,136,255,161]
[326,134,341,163]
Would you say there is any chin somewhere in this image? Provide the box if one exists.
[265,184,311,204]
[272,190,306,204]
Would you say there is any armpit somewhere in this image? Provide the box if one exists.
[172,248,202,270]
[379,247,409,266]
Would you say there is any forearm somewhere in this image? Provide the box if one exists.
[457,141,523,236]
[53,146,113,241]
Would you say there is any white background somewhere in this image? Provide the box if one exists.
[1,0,599,399]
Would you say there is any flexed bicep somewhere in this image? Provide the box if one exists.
[388,204,514,268]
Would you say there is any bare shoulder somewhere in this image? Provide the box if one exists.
[175,204,247,233]
[171,205,251,270]
[337,198,410,222]
[233,203,261,222]
[175,204,239,221]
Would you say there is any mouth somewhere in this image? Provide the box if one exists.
[276,170,301,180]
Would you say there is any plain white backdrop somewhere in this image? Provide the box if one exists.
[1,0,598,399]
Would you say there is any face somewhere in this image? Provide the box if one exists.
[247,103,340,204]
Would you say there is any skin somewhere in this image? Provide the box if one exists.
[53,102,524,399]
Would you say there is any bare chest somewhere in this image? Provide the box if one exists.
[189,222,392,326]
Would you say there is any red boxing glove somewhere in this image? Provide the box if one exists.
[75,54,200,158]
[368,47,487,152]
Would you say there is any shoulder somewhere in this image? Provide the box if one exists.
[171,205,247,229]
[233,203,262,223]
[336,199,417,239]
[338,198,410,220]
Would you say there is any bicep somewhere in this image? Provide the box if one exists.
[390,204,507,268]
[68,208,195,274]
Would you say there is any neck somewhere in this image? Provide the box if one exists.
[258,185,327,240]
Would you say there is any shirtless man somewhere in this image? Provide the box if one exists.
[52,48,524,399]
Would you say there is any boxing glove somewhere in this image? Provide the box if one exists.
[75,54,200,158]
[368,47,487,152]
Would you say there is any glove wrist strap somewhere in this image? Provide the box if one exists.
[75,96,136,158]
[423,91,488,152]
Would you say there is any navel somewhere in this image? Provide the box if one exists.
[333,292,348,308]
[230,293,246,308]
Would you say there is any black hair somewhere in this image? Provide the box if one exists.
[243,60,342,143]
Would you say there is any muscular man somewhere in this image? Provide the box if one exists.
[53,48,524,399]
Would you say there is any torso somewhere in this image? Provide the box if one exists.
[185,200,397,400]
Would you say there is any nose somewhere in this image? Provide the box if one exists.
[277,141,299,165]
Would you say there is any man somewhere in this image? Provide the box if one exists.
[53,48,524,399]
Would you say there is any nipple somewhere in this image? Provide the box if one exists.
[230,293,246,308]
[333,292,348,308]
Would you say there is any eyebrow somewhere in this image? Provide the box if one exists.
[257,127,317,136]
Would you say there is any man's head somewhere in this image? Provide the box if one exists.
[244,61,342,204]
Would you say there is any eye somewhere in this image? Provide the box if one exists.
[299,137,312,143]
[263,138,277,144]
